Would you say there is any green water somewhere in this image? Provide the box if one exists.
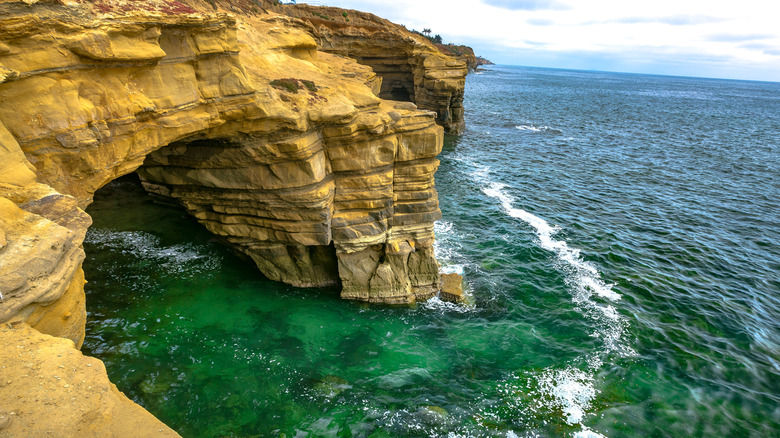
[83,67,780,437]
[83,175,601,437]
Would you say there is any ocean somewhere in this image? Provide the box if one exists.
[82,66,780,437]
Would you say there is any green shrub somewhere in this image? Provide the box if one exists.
[270,78,318,94]
[270,78,301,93]
[300,80,318,92]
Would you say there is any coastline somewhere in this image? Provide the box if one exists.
[0,0,482,434]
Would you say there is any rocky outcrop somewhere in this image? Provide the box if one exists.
[439,273,465,303]
[476,56,495,66]
[0,0,442,310]
[137,98,443,302]
[276,4,468,134]
[435,44,477,72]
[0,322,180,437]
[0,0,454,432]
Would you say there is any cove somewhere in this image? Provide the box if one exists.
[82,173,521,437]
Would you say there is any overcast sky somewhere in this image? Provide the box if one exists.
[316,0,780,82]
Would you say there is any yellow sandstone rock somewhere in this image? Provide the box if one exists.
[0,323,180,437]
[0,0,460,432]
[276,3,468,134]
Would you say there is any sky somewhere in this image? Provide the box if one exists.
[312,0,780,82]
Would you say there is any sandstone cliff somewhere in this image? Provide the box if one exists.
[435,43,477,72]
[0,0,454,432]
[275,3,468,134]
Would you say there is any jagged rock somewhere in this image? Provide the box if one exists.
[276,4,468,134]
[476,56,495,66]
[0,0,442,310]
[435,44,478,72]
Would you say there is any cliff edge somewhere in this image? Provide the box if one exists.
[275,3,468,134]
[0,0,463,433]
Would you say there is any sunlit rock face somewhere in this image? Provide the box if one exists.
[0,0,450,433]
[275,4,468,134]
[137,99,443,304]
[0,0,444,346]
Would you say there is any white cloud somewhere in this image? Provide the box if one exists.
[312,0,780,81]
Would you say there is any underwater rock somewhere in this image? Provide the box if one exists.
[312,375,352,399]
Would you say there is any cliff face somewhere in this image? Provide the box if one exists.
[0,0,448,432]
[276,4,468,134]
[1,0,442,311]
[435,43,478,72]
[476,56,495,66]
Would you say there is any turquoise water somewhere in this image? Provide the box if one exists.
[82,67,780,437]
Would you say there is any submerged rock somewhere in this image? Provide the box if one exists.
[312,375,352,399]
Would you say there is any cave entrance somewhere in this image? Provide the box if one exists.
[358,57,416,103]
[132,137,342,290]
[78,170,344,436]
[390,86,411,102]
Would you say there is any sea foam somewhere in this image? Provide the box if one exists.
[453,158,634,436]
[482,182,620,302]
[85,229,220,276]
[515,124,562,134]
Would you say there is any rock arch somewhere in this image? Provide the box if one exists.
[0,6,443,350]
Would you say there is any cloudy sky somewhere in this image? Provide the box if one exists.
[317,0,780,82]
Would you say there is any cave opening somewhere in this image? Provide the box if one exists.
[390,86,412,102]
[133,137,342,290]
[78,170,346,437]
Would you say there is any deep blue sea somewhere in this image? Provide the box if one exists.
[82,66,780,437]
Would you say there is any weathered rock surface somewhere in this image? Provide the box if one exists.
[0,323,180,437]
[435,44,477,72]
[476,56,495,66]
[0,0,453,432]
[0,0,442,309]
[440,272,464,303]
[276,4,468,134]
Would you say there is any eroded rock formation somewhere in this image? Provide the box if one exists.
[435,44,478,72]
[0,323,180,437]
[0,0,459,432]
[276,4,468,134]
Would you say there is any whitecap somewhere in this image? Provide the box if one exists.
[516,124,543,132]
[434,220,467,275]
[85,229,220,276]
[573,425,608,438]
[515,124,562,134]
[482,182,621,302]
[420,295,475,313]
[534,367,597,425]
[473,169,636,434]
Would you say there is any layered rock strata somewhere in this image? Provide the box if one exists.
[0,0,452,432]
[0,0,443,309]
[276,4,468,134]
[435,44,478,72]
